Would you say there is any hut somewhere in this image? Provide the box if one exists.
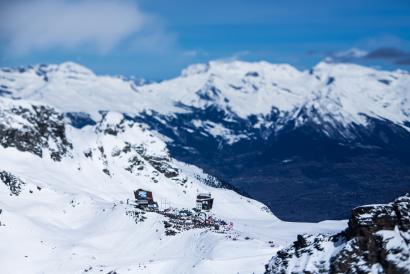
[134,189,158,209]
[196,193,214,211]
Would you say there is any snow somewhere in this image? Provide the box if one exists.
[1,60,409,136]
[0,97,347,273]
[377,228,410,271]
[191,120,248,144]
[6,60,409,273]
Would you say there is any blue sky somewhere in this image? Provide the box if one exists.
[0,0,409,79]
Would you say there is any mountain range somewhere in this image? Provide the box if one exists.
[1,60,409,221]
[0,86,345,273]
[1,60,410,273]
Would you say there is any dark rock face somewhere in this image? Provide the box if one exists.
[395,195,410,231]
[0,171,25,196]
[131,144,180,178]
[347,204,400,238]
[331,195,410,274]
[265,194,410,274]
[65,112,96,128]
[0,103,72,161]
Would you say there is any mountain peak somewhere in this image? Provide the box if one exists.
[43,61,95,76]
[180,60,301,80]
[58,61,93,73]
[1,60,409,125]
[181,63,210,77]
[311,59,400,76]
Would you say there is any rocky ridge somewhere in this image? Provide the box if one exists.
[265,194,410,274]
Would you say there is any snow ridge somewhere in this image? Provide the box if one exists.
[1,60,409,146]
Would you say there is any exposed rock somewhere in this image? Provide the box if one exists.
[0,171,25,196]
[65,112,96,129]
[0,100,72,161]
[347,203,399,238]
[95,111,126,136]
[132,144,181,179]
[195,174,223,188]
[142,155,179,178]
[265,194,410,274]
[96,146,111,176]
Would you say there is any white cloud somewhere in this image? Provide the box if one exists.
[0,0,147,55]
[183,50,199,57]
[333,48,368,59]
[217,50,252,62]
[182,50,208,57]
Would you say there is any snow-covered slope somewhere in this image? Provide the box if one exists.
[2,60,410,272]
[1,60,410,223]
[0,97,345,273]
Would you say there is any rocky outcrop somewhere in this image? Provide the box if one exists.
[265,194,410,274]
[347,195,410,236]
[0,99,72,161]
[0,171,25,196]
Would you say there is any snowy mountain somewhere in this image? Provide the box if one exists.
[0,96,347,273]
[1,61,409,126]
[2,60,410,130]
[1,60,409,273]
[1,60,409,221]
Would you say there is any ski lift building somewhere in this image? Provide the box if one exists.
[196,193,214,211]
[134,189,158,209]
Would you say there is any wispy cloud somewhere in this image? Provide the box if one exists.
[328,47,410,65]
[215,50,252,62]
[366,48,410,63]
[0,0,147,55]
[332,48,368,59]
[182,50,208,57]
[307,35,410,67]
[360,35,410,51]
[316,42,410,67]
